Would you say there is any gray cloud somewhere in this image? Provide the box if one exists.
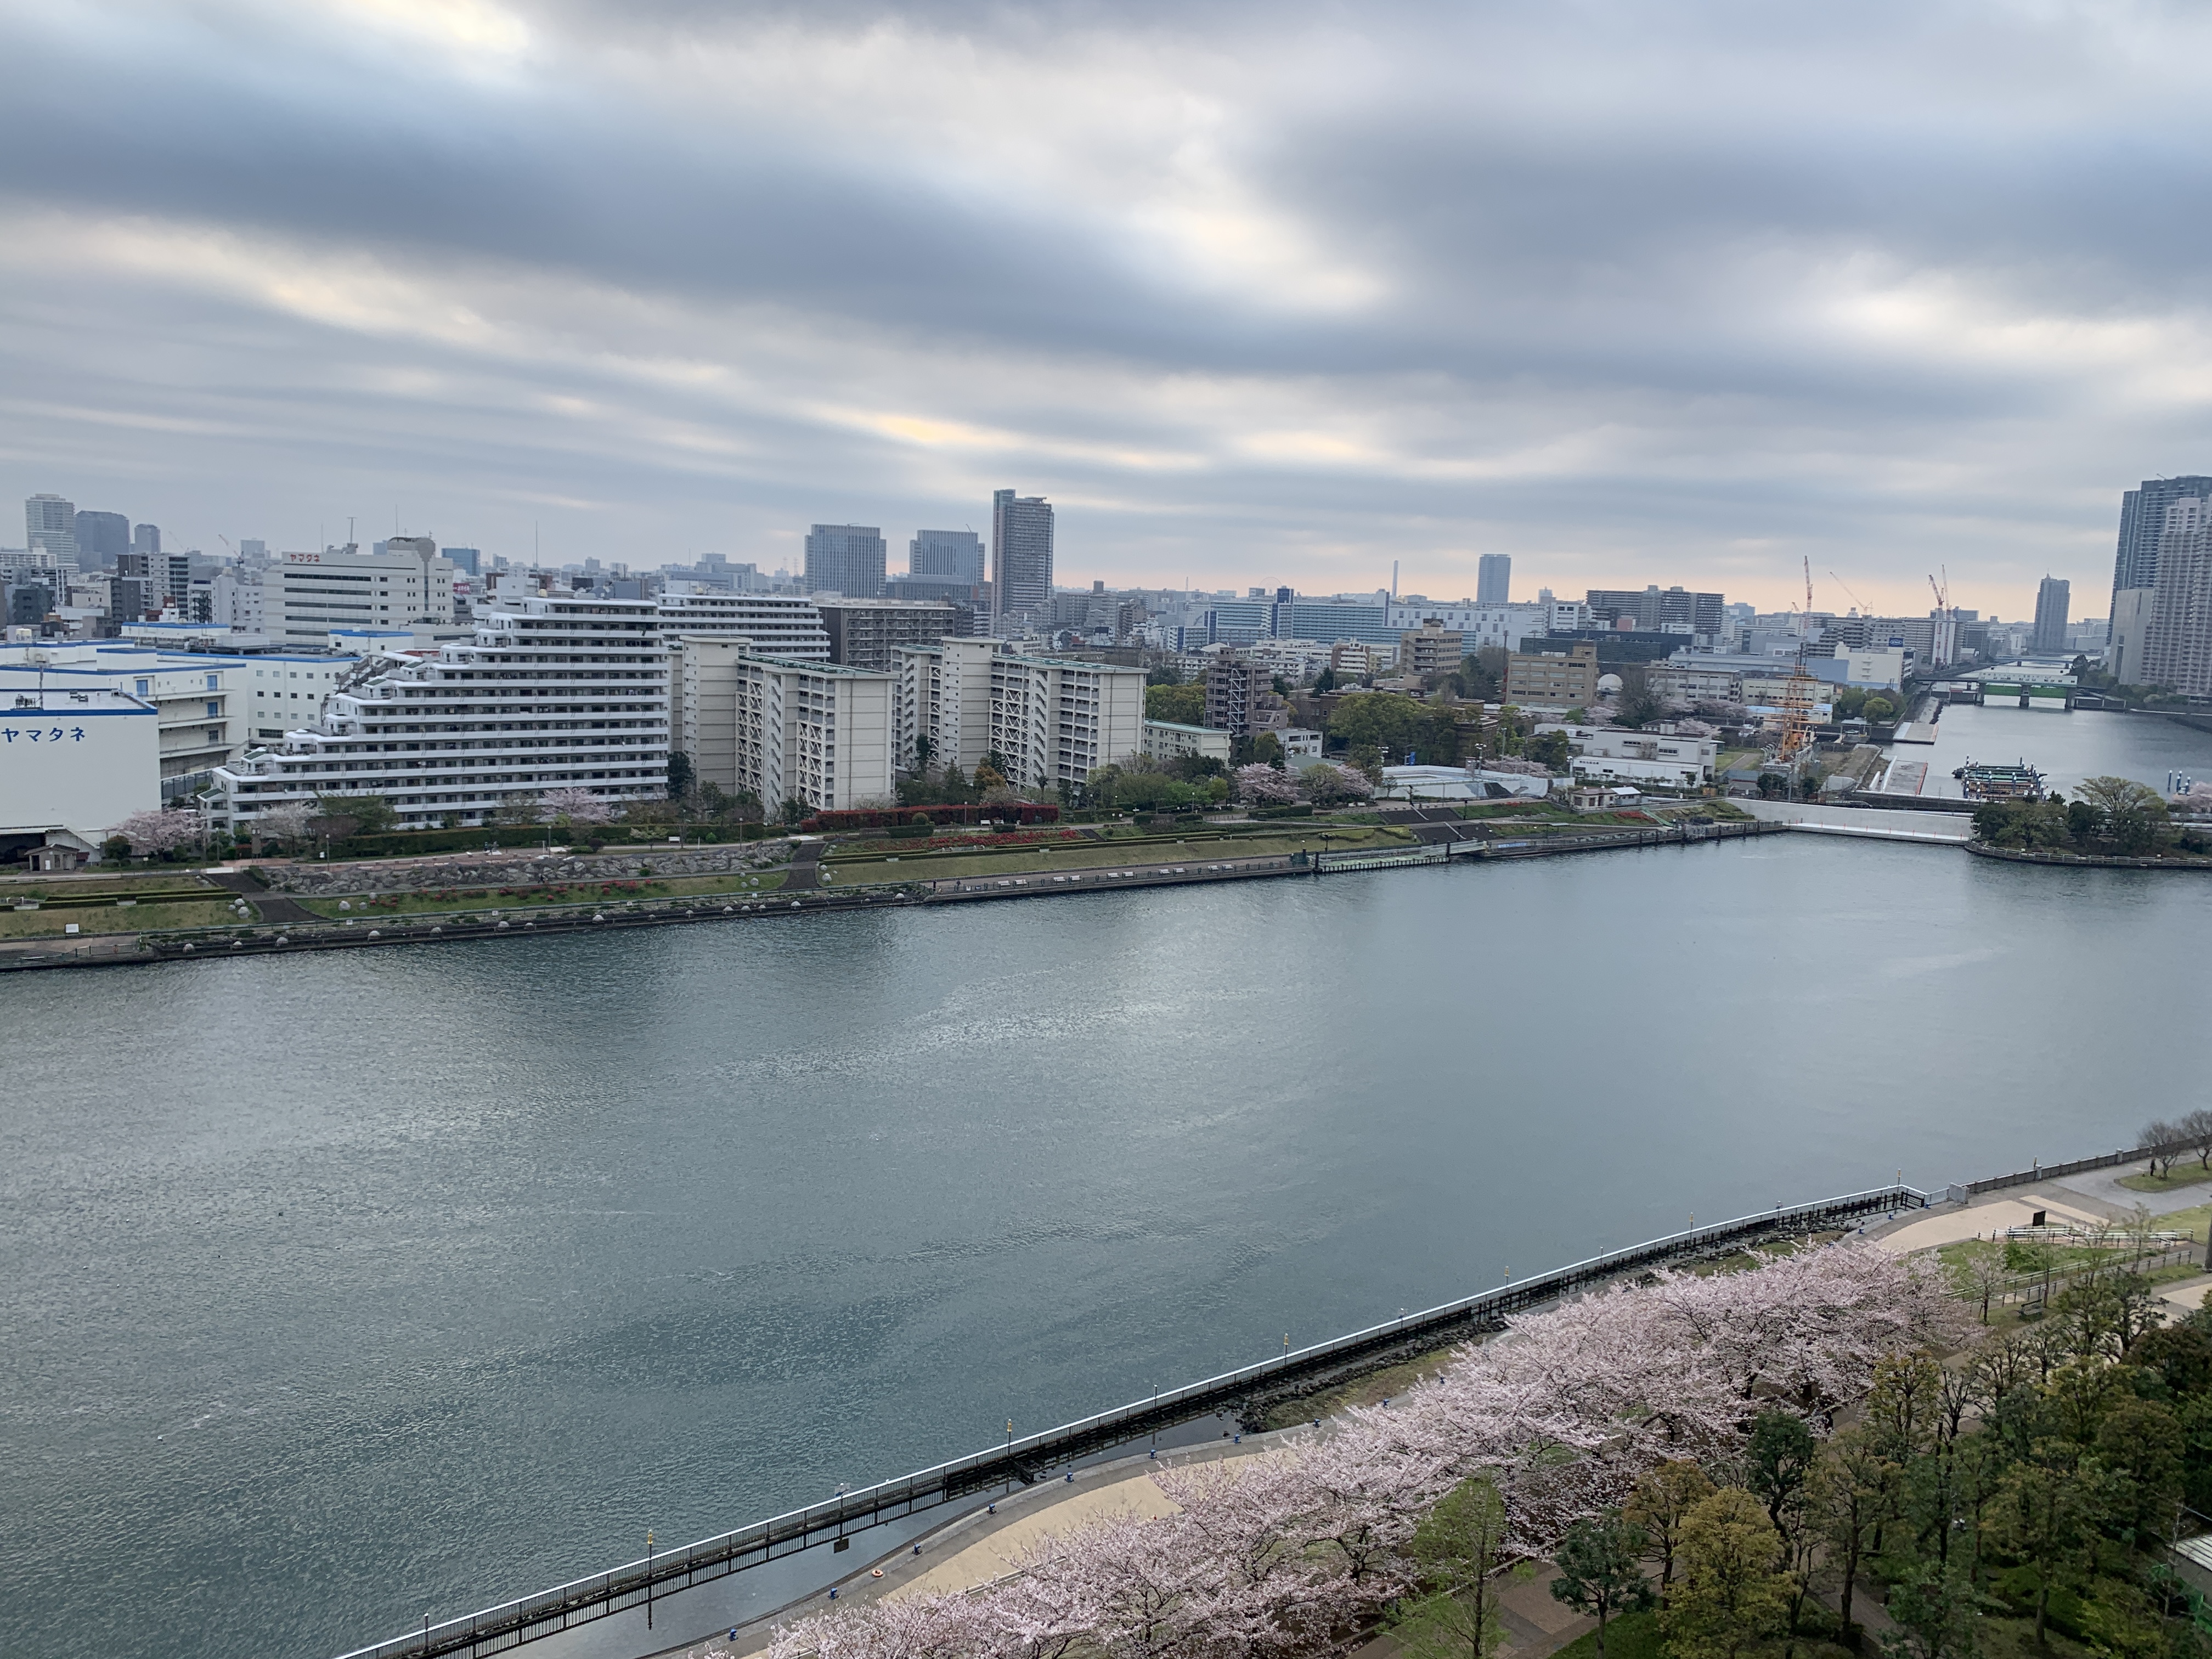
[5,0,2212,610]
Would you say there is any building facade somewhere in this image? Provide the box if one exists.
[260,545,456,645]
[990,490,1054,625]
[25,494,78,573]
[1203,653,1265,734]
[815,599,957,672]
[894,637,1143,788]
[2031,577,2071,655]
[1584,585,1725,637]
[0,685,157,849]
[653,589,830,658]
[728,653,895,813]
[1476,554,1511,605]
[2143,495,2212,695]
[2108,588,2154,685]
[75,510,130,569]
[2111,476,2212,632]
[1503,642,1601,708]
[1141,720,1233,764]
[909,529,985,583]
[803,524,887,599]
[203,594,668,834]
[1398,623,1464,676]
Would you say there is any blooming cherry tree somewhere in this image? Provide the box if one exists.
[539,787,615,825]
[1233,764,1300,805]
[110,807,200,856]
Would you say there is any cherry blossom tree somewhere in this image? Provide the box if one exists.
[1233,764,1300,805]
[539,787,616,825]
[253,801,316,847]
[1485,757,1554,778]
[765,1243,1963,1659]
[110,807,200,856]
[1296,762,1372,805]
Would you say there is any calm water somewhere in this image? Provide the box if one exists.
[3,836,2202,1659]
[1910,702,2212,796]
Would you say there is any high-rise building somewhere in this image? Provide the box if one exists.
[133,523,161,558]
[669,635,895,813]
[814,598,958,672]
[1476,554,1511,605]
[26,494,78,573]
[651,590,831,658]
[910,529,985,583]
[803,524,887,598]
[443,546,482,577]
[258,544,456,642]
[75,510,131,569]
[990,490,1054,625]
[2031,577,2070,655]
[894,637,1143,786]
[2111,476,2212,632]
[2142,495,2212,695]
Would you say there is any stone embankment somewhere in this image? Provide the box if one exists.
[257,842,789,895]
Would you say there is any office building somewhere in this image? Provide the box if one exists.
[443,546,482,577]
[814,598,957,672]
[884,573,989,633]
[1504,641,1602,708]
[894,637,1143,788]
[133,523,161,560]
[2030,577,2071,656]
[910,529,985,583]
[111,554,159,623]
[652,589,830,658]
[803,524,887,599]
[203,593,669,835]
[258,544,456,644]
[990,490,1054,625]
[2111,476,2212,630]
[25,495,78,573]
[2108,588,2154,685]
[2141,494,2212,696]
[1476,554,1511,605]
[75,510,131,569]
[1585,585,1726,637]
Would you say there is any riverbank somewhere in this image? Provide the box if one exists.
[0,817,1787,973]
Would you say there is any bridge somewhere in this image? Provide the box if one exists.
[335,1183,1925,1659]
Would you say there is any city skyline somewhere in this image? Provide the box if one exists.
[10,6,2212,614]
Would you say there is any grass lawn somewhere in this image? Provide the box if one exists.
[0,899,244,938]
[0,871,225,899]
[1256,1342,1470,1431]
[2119,1164,2212,1193]
[294,870,792,919]
[821,826,1408,887]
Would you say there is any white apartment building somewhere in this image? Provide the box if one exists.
[242,655,358,741]
[0,684,158,851]
[895,638,1146,790]
[204,595,668,834]
[259,545,455,645]
[1141,720,1232,765]
[1381,598,1590,651]
[1565,730,1717,791]
[654,589,830,658]
[729,653,895,813]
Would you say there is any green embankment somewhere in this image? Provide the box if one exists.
[294,870,793,920]
[821,826,1409,886]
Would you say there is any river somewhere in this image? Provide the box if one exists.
[2,834,2200,1659]
[1901,701,2212,797]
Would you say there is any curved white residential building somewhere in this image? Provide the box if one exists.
[654,590,829,659]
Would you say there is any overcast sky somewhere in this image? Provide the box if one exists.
[5,1,2212,615]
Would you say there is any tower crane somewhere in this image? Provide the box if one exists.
[1776,561,1820,772]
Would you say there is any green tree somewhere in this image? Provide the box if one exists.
[1809,1427,1898,1637]
[1988,1458,2113,1646]
[1396,1476,1514,1659]
[1550,1512,1654,1659]
[1525,731,1571,770]
[2095,1395,2183,1538]
[1863,695,1898,723]
[1327,692,1426,759]
[667,750,696,800]
[2078,774,2170,853]
[1881,1562,1982,1659]
[1746,1409,1816,1528]
[1145,682,1205,724]
[1615,687,1666,729]
[1624,1459,1717,1603]
[1314,665,1339,693]
[1664,1489,1792,1659]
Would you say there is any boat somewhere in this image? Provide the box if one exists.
[1951,757,2045,800]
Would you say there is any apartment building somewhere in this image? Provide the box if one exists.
[204,594,668,834]
[815,598,957,672]
[894,637,1143,788]
[1503,642,1601,708]
[1141,720,1232,764]
[1398,622,1464,676]
[730,653,894,812]
[653,589,830,659]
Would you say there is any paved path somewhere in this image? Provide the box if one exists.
[202,869,320,923]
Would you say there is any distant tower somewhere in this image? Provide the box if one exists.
[25,494,78,573]
[2032,576,2070,655]
[990,490,1054,628]
[1476,553,1511,605]
[803,524,887,598]
[75,510,131,569]
[909,529,985,583]
[132,522,161,558]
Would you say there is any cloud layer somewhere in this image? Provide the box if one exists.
[7,0,2212,612]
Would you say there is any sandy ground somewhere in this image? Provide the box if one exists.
[1875,1191,2114,1254]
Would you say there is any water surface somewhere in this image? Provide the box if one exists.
[1,837,2192,1658]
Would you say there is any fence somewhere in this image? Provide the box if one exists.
[333,1183,1922,1659]
[1959,1141,2196,1195]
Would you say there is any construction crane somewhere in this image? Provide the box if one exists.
[1775,560,1820,773]
[1830,570,1872,617]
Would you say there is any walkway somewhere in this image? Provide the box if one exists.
[202,868,320,924]
[1733,799,1971,843]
